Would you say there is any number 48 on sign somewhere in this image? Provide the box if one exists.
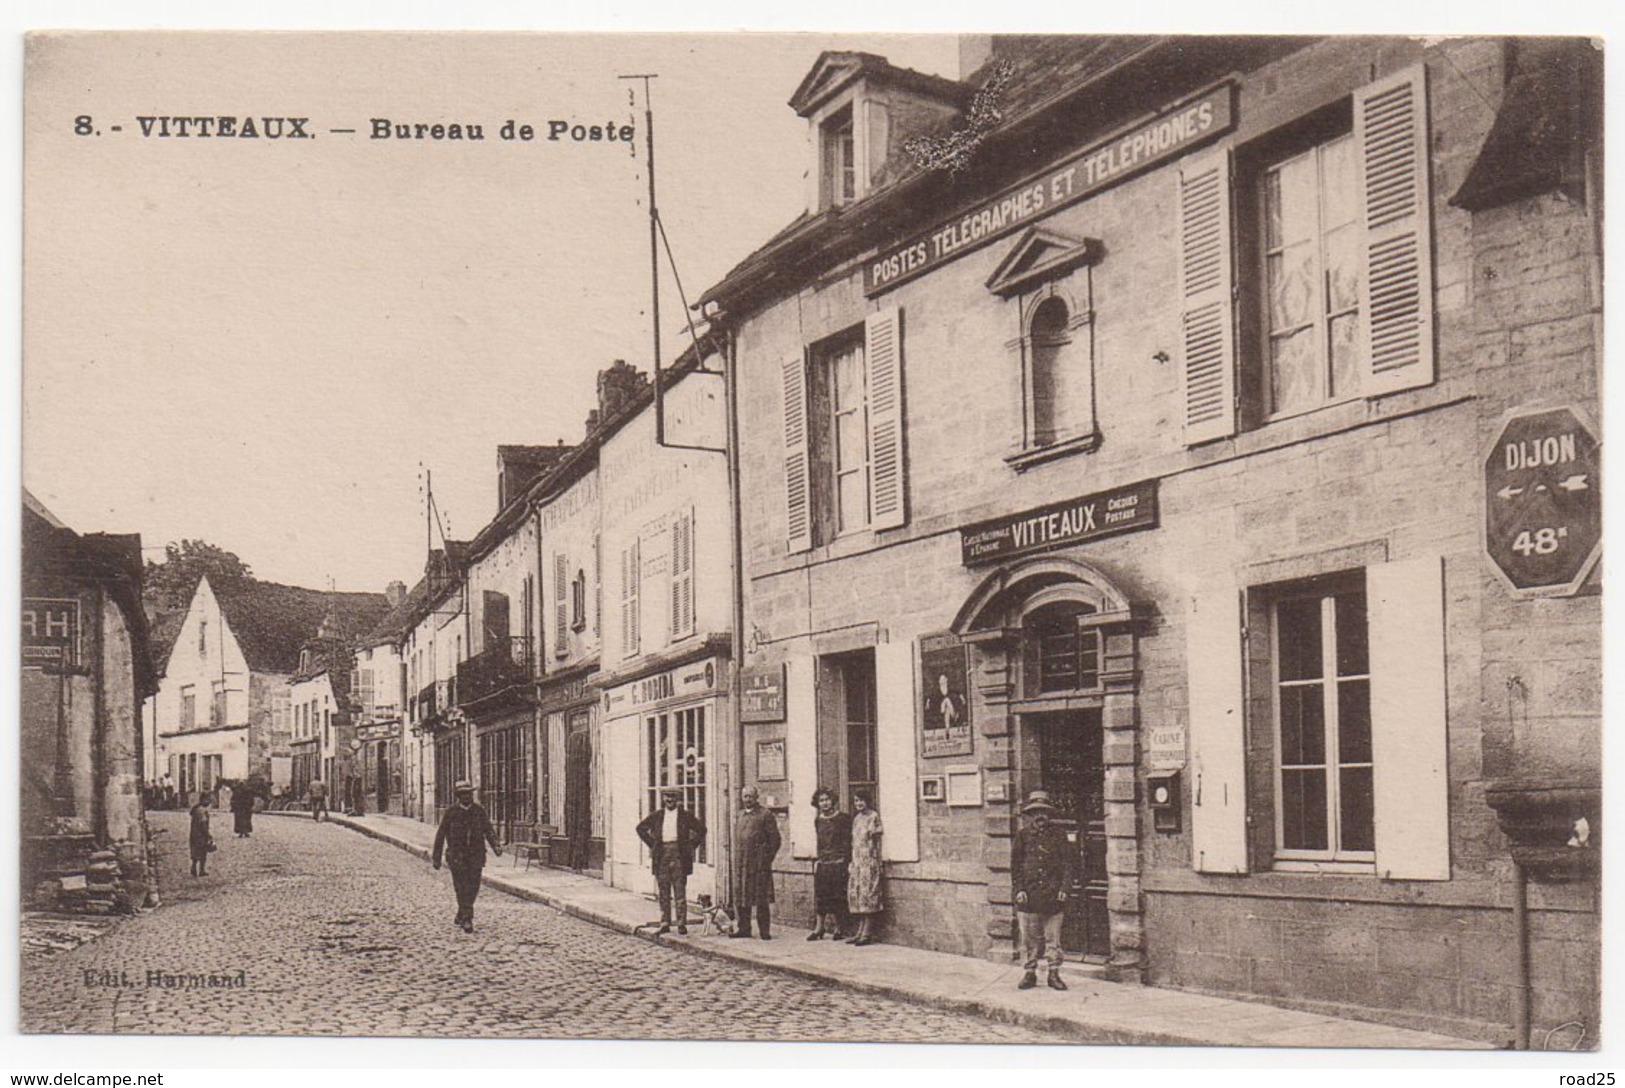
[1484,406,1601,597]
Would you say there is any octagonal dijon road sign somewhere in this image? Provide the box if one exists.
[1484,405,1601,597]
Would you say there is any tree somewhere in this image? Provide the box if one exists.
[143,539,254,613]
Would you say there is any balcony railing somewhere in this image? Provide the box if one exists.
[414,678,457,725]
[456,635,535,706]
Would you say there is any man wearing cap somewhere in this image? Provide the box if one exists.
[1012,790,1078,991]
[431,780,501,933]
[636,787,707,935]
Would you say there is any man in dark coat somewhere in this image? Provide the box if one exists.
[1012,790,1078,991]
[731,785,781,940]
[230,779,257,837]
[431,780,501,933]
[636,787,707,935]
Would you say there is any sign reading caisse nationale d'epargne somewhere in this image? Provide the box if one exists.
[1484,406,1601,596]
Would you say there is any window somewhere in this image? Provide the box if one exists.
[1178,67,1434,444]
[783,309,906,552]
[1024,295,1093,450]
[816,651,878,813]
[1023,601,1102,695]
[645,705,708,864]
[210,682,227,728]
[198,618,207,656]
[180,686,197,730]
[1272,583,1372,860]
[821,105,856,208]
[1259,133,1361,416]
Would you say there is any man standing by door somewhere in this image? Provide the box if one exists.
[731,786,780,940]
[636,787,706,935]
[1012,790,1076,991]
[432,781,502,933]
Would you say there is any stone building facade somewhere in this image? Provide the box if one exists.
[702,37,1601,1046]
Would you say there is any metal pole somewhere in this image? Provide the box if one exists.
[1513,859,1531,1049]
[620,74,662,443]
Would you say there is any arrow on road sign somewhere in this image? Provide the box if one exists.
[1497,485,1524,500]
[1558,474,1589,492]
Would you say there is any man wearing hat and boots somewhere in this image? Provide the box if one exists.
[1012,790,1078,991]
[432,780,501,933]
[636,787,706,935]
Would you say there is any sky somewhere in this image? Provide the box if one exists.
[22,30,962,593]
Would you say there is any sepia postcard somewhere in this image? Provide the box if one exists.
[17,25,1605,1063]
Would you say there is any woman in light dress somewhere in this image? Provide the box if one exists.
[845,791,884,945]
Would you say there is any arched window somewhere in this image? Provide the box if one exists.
[1029,296,1072,447]
[1022,599,1102,696]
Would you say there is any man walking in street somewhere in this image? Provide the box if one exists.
[308,777,328,822]
[730,785,780,940]
[1012,790,1077,992]
[431,780,501,933]
[636,786,706,935]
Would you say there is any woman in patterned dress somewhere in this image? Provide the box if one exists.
[846,791,884,945]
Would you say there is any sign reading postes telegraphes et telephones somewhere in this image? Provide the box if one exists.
[1485,405,1601,597]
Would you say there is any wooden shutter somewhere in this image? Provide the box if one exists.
[552,551,568,655]
[627,540,640,655]
[875,639,920,862]
[592,533,601,638]
[1186,587,1249,873]
[1178,149,1237,444]
[670,510,695,640]
[619,547,634,658]
[1356,65,1434,397]
[864,307,907,531]
[786,657,818,858]
[1368,556,1450,880]
[782,352,813,554]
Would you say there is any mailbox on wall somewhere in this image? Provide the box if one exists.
[1146,771,1181,834]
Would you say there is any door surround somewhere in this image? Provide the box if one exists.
[952,555,1144,978]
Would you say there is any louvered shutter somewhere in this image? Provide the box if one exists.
[619,547,633,658]
[553,551,568,655]
[592,533,601,638]
[669,510,695,640]
[1368,556,1450,880]
[1178,150,1237,444]
[628,539,640,655]
[865,307,907,531]
[782,352,813,554]
[1187,586,1249,873]
[1356,66,1434,397]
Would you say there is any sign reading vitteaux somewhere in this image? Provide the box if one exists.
[960,480,1158,566]
[865,84,1234,296]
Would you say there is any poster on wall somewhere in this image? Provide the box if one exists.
[919,634,973,758]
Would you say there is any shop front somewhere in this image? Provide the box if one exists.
[476,709,537,846]
[540,670,601,873]
[357,718,403,815]
[603,653,728,899]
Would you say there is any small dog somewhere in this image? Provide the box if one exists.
[694,894,734,937]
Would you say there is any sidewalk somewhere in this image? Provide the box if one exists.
[287,809,1491,1050]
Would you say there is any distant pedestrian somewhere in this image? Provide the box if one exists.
[1012,790,1077,991]
[188,797,214,877]
[431,781,501,933]
[308,778,329,822]
[635,786,706,935]
[230,780,256,837]
[730,785,780,940]
[846,791,884,946]
[806,787,851,941]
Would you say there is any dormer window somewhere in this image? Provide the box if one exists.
[822,106,857,208]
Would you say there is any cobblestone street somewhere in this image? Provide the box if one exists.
[21,812,1062,1043]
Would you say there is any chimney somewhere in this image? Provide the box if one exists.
[385,580,407,608]
[596,359,649,423]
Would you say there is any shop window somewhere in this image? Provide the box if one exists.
[1178,67,1434,445]
[782,309,906,552]
[821,105,856,209]
[645,705,708,864]
[1270,579,1373,861]
[816,650,878,813]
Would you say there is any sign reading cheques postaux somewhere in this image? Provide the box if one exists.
[1484,405,1601,598]
[864,84,1234,297]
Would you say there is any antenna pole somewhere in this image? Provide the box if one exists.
[620,73,661,444]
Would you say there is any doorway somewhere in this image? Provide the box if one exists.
[564,709,593,870]
[1029,710,1109,959]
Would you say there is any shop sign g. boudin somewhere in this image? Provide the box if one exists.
[960,479,1159,566]
[864,84,1234,297]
